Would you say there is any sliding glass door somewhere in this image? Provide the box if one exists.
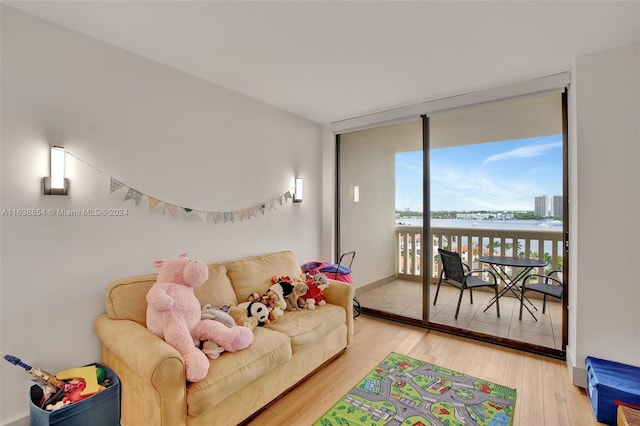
[337,119,423,320]
[426,91,567,357]
[336,89,568,358]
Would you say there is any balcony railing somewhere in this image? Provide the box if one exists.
[396,224,564,282]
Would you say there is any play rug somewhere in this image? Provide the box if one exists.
[314,352,516,426]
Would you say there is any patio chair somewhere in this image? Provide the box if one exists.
[519,270,563,321]
[436,248,500,319]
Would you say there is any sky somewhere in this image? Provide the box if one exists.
[395,135,563,212]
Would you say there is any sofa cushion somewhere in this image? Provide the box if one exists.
[106,264,237,326]
[194,264,238,307]
[105,274,156,325]
[265,304,347,349]
[225,250,302,302]
[186,327,291,416]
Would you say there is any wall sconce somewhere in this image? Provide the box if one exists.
[293,178,303,203]
[43,146,69,195]
[353,185,360,203]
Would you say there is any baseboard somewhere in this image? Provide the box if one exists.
[3,414,29,426]
[566,345,587,388]
[573,364,587,389]
[354,275,396,297]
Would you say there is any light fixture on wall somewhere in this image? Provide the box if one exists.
[353,185,360,203]
[293,178,303,203]
[43,146,69,195]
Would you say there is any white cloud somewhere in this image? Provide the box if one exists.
[483,141,561,165]
[430,166,543,211]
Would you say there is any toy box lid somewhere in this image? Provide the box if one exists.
[586,356,640,393]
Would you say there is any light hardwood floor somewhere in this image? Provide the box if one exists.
[247,315,601,426]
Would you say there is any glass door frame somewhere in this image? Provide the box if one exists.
[332,76,571,360]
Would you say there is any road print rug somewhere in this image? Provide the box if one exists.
[314,352,516,426]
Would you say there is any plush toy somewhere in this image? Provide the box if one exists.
[200,304,236,328]
[252,290,284,317]
[288,280,309,310]
[247,292,273,319]
[270,276,295,311]
[197,304,241,360]
[237,300,271,326]
[146,254,254,382]
[266,290,285,316]
[224,304,258,331]
[304,272,330,310]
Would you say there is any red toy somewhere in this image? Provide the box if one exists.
[303,272,329,309]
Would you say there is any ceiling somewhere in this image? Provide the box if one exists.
[5,1,639,124]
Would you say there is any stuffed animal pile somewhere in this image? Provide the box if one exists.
[145,254,254,382]
[303,272,329,309]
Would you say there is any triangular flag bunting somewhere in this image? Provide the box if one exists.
[163,203,177,218]
[148,197,160,210]
[124,188,143,206]
[110,178,125,193]
[209,212,222,223]
[78,152,298,225]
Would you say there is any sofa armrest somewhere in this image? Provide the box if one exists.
[323,280,355,347]
[94,314,187,426]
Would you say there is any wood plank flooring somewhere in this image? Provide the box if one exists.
[247,315,600,426]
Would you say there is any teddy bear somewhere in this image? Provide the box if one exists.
[303,272,330,310]
[263,290,284,316]
[145,254,254,382]
[288,280,309,310]
[223,304,258,331]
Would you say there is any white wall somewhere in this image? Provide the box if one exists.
[0,7,322,424]
[567,42,640,381]
[338,130,398,288]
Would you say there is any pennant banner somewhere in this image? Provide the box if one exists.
[110,177,295,224]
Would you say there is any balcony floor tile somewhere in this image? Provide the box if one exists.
[357,279,562,350]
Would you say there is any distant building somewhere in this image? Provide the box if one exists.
[552,195,563,218]
[534,195,548,217]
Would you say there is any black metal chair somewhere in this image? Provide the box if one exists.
[519,270,563,321]
[436,248,500,319]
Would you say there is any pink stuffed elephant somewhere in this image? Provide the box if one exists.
[146,254,254,382]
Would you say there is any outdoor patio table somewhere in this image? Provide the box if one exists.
[477,255,547,319]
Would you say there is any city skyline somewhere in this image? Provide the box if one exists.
[396,135,563,211]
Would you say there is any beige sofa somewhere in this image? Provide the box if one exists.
[93,250,355,426]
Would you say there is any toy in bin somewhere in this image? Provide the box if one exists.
[4,354,111,411]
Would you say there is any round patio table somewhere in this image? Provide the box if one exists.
[477,255,547,319]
